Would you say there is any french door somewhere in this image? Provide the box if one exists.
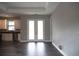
[27,19,44,41]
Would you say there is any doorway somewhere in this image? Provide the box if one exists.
[27,19,44,41]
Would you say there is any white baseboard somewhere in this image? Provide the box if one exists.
[19,40,52,42]
[52,42,67,56]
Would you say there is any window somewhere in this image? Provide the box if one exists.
[8,20,15,30]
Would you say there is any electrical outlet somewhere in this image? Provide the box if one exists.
[59,45,62,50]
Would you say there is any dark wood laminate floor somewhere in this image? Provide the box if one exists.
[0,42,63,56]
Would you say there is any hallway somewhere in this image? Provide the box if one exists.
[0,42,63,56]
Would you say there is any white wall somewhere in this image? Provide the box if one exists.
[15,19,21,29]
[51,2,79,56]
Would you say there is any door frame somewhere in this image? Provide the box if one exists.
[27,19,45,42]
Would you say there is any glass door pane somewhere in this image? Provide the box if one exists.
[37,20,43,40]
[29,20,34,40]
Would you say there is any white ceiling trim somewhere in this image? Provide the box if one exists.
[0,2,60,16]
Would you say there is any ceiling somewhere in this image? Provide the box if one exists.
[0,2,60,16]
